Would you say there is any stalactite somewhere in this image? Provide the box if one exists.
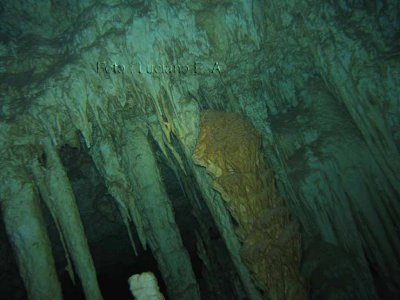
[121,124,201,300]
[313,45,400,197]
[0,162,63,300]
[31,158,76,285]
[39,138,103,300]
[89,134,147,252]
[193,111,308,300]
[191,165,263,300]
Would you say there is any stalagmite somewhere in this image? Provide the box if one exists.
[0,163,63,300]
[122,125,200,300]
[38,138,103,300]
[128,272,165,300]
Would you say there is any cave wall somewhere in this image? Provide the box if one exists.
[0,0,399,299]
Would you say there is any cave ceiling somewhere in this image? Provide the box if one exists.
[0,0,399,300]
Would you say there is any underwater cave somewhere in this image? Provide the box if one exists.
[0,0,399,299]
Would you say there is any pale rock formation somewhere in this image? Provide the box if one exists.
[128,272,165,300]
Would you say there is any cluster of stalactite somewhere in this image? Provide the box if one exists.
[0,116,203,300]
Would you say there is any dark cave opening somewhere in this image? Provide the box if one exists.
[58,253,169,300]
[0,215,26,300]
[96,252,168,300]
[57,252,168,300]
[57,143,169,299]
